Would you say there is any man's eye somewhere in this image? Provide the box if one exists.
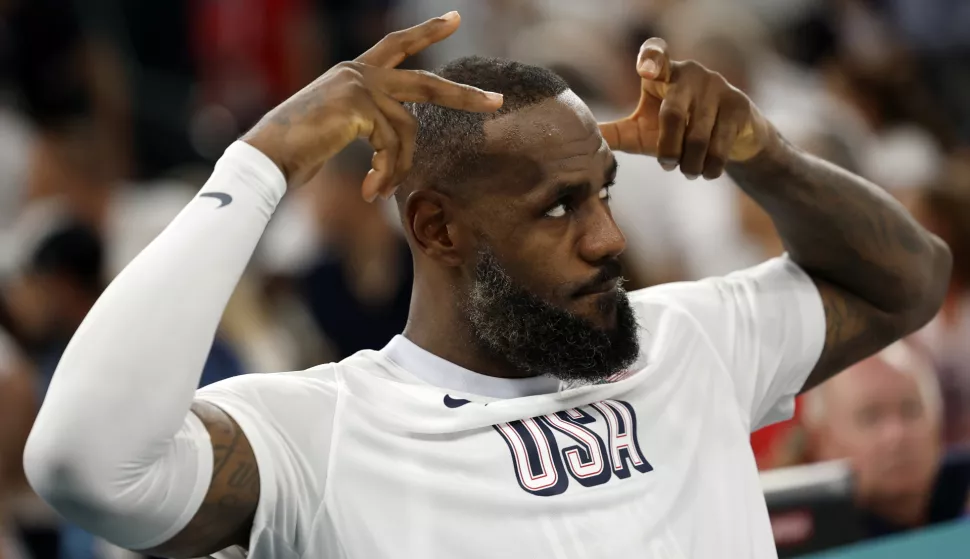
[545,202,568,218]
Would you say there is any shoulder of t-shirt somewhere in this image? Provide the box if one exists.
[628,256,814,319]
[195,349,401,399]
[195,364,340,406]
[626,277,719,330]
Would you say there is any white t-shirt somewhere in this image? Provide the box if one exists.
[197,256,825,559]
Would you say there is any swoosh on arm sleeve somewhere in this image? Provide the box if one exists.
[22,141,286,550]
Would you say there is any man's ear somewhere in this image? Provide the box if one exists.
[405,189,468,267]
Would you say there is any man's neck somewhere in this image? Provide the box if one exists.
[404,287,537,380]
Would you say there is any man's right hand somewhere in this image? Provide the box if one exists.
[242,11,503,201]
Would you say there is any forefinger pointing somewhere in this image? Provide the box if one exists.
[382,70,504,112]
[356,12,461,69]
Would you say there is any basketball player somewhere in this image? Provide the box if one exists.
[24,13,950,559]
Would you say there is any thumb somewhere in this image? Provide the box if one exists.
[637,37,671,83]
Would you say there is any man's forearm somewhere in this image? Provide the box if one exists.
[727,136,951,319]
[23,142,285,550]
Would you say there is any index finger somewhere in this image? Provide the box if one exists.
[637,37,671,83]
[380,69,504,112]
[356,12,461,69]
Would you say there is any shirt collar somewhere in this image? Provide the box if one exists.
[381,335,563,399]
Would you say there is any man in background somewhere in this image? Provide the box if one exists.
[904,157,970,446]
[0,330,35,559]
[803,343,970,537]
[298,141,413,359]
[3,221,246,559]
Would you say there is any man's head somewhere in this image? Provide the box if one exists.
[804,343,942,509]
[398,57,638,384]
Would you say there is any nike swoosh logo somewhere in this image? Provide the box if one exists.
[443,394,472,408]
[199,192,233,208]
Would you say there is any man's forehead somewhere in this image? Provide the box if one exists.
[483,91,604,165]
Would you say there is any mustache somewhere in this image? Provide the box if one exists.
[572,259,624,297]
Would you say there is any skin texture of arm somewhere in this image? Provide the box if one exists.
[599,38,952,391]
[727,136,951,392]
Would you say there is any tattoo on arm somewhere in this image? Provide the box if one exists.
[803,279,901,392]
[142,401,260,559]
[727,139,950,389]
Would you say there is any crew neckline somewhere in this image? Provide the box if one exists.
[380,335,562,399]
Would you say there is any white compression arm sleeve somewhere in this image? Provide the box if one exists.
[23,141,286,550]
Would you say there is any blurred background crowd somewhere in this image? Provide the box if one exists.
[0,0,968,557]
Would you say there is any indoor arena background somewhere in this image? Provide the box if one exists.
[0,0,968,557]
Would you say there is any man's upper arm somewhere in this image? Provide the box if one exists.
[144,400,259,559]
[799,278,909,393]
[152,368,338,559]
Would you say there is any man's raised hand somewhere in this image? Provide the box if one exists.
[598,38,775,180]
[242,12,503,200]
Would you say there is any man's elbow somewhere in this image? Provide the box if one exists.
[23,426,81,506]
[900,234,952,334]
[22,421,111,513]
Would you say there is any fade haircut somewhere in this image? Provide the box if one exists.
[399,56,570,201]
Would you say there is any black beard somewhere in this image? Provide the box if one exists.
[460,249,641,386]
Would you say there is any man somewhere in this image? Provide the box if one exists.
[804,343,970,536]
[23,13,950,559]
[905,161,970,445]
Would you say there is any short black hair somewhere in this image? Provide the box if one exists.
[400,56,570,198]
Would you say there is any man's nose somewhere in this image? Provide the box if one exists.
[579,206,626,263]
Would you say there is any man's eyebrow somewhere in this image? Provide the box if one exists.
[546,158,620,200]
[549,182,589,200]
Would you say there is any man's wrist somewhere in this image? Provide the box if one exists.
[240,129,291,186]
[220,141,289,203]
[727,126,797,183]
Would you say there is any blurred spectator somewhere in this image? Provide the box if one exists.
[904,155,970,445]
[6,220,246,392]
[1,220,247,559]
[315,0,398,64]
[2,0,131,195]
[866,0,970,144]
[0,330,34,559]
[393,0,530,69]
[19,221,109,395]
[821,0,962,150]
[191,0,323,161]
[803,343,970,537]
[297,141,413,359]
[0,107,33,276]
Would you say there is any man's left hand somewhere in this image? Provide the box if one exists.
[599,38,776,180]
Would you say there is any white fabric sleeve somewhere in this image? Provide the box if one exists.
[196,368,339,559]
[630,256,826,431]
[22,141,286,550]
